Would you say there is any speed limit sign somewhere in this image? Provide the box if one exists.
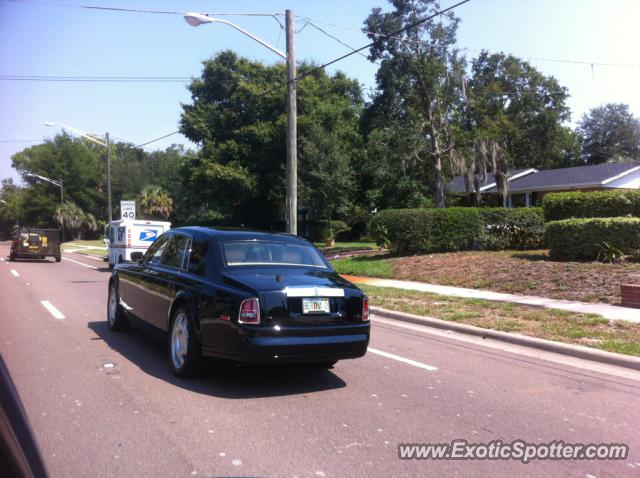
[120,201,136,220]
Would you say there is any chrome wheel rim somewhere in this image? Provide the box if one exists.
[171,313,189,369]
[108,287,117,326]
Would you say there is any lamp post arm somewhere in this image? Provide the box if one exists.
[184,13,287,59]
[215,19,287,59]
[45,122,107,147]
[26,173,62,188]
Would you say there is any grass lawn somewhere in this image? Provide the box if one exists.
[62,239,105,248]
[362,284,640,356]
[314,241,378,251]
[73,248,107,257]
[332,250,640,304]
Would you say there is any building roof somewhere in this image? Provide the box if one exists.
[448,169,535,193]
[483,161,640,193]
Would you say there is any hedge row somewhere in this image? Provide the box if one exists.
[545,217,640,261]
[477,208,545,250]
[542,190,640,222]
[372,207,544,254]
[299,220,349,242]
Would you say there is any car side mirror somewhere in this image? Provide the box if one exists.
[130,251,144,263]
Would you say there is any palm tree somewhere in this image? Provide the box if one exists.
[56,202,97,240]
[138,185,173,220]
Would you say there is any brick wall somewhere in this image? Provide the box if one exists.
[620,284,640,308]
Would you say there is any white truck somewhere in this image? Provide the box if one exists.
[105,219,171,269]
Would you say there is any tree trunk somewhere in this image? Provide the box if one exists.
[435,158,445,208]
[430,118,446,208]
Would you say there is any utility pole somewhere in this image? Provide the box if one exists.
[285,9,297,235]
[106,132,112,223]
[60,178,65,242]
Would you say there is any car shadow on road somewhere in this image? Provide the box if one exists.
[88,321,347,399]
[5,258,56,263]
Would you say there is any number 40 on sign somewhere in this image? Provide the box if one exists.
[120,201,136,220]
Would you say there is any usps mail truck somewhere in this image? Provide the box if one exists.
[105,219,171,269]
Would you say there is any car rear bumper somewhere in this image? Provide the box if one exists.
[211,323,371,364]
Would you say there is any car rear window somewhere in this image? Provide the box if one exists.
[222,240,328,268]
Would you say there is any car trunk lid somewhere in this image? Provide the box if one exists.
[222,268,364,325]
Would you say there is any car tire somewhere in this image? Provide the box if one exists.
[107,282,129,331]
[310,361,338,369]
[55,256,61,263]
[169,306,203,378]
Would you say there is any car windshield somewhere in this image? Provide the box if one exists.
[222,240,328,269]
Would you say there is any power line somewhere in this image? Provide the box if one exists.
[0,139,44,143]
[307,22,379,65]
[135,131,180,148]
[1,0,283,17]
[253,0,473,101]
[301,16,640,69]
[295,0,473,85]
[1,132,182,149]
[0,75,191,83]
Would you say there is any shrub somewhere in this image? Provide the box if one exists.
[373,207,545,254]
[478,208,545,250]
[545,217,640,261]
[300,220,348,242]
[372,208,481,254]
[542,190,640,222]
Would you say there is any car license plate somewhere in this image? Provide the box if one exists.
[302,297,330,314]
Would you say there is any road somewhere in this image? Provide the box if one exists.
[1,241,639,478]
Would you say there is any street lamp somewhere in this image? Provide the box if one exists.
[25,172,65,241]
[45,122,113,222]
[184,11,298,235]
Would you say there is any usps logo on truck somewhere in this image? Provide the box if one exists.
[139,229,159,242]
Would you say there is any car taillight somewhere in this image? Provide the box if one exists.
[238,298,260,324]
[362,296,369,321]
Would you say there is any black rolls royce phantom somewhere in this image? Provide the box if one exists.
[107,227,370,377]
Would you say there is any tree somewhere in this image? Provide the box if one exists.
[578,103,640,164]
[55,201,97,240]
[364,0,465,207]
[467,51,572,171]
[179,50,363,227]
[450,138,491,206]
[138,185,173,220]
[0,179,24,238]
[12,134,105,225]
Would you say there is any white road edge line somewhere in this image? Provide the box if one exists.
[62,256,99,270]
[368,347,438,372]
[69,251,106,262]
[10,269,19,277]
[40,300,65,320]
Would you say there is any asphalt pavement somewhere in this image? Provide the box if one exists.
[1,242,639,478]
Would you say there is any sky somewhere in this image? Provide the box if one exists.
[1,0,640,184]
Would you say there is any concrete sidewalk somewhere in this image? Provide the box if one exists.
[342,275,640,323]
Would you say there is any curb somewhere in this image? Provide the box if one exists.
[371,306,640,371]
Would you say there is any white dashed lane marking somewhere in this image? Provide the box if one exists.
[368,347,438,372]
[40,301,65,320]
[10,269,19,277]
